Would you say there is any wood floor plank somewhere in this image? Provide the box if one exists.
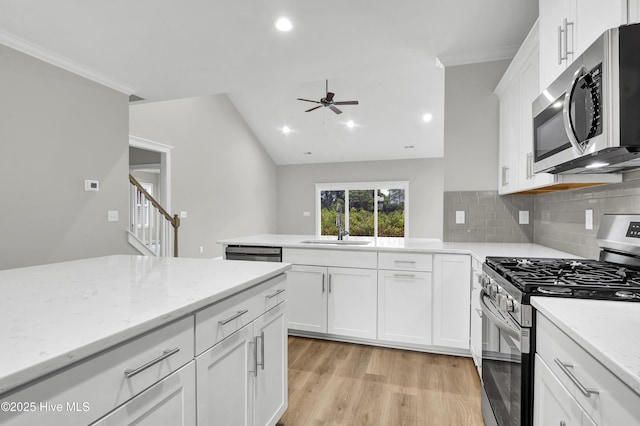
[279,337,485,426]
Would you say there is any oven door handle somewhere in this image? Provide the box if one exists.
[479,289,520,339]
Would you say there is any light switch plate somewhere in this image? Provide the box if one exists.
[585,209,593,230]
[180,211,188,218]
[85,179,99,191]
[519,210,530,225]
[455,210,465,224]
[107,211,119,222]
[303,211,311,217]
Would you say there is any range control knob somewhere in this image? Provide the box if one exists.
[488,284,498,297]
[499,296,515,312]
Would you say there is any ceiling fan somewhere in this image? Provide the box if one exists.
[297,80,359,114]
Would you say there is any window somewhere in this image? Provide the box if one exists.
[316,182,408,238]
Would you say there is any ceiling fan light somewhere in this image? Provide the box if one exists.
[275,17,293,32]
[422,113,433,123]
[281,126,291,134]
[346,120,355,129]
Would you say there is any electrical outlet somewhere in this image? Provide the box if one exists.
[585,209,593,230]
[199,246,204,253]
[455,211,465,224]
[303,211,311,217]
[107,211,119,222]
[519,210,530,225]
[180,211,188,218]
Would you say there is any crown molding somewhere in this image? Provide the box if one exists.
[0,29,136,95]
[436,45,519,68]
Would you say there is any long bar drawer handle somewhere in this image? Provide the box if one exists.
[124,348,180,379]
[393,273,416,279]
[265,288,285,299]
[219,309,249,326]
[554,358,599,397]
[394,260,416,264]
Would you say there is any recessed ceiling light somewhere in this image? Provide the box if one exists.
[346,120,355,129]
[282,126,291,134]
[275,17,293,32]
[422,113,433,123]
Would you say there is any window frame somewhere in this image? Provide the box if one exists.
[315,181,409,238]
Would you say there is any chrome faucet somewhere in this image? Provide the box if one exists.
[336,202,349,240]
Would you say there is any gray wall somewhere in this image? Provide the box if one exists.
[444,191,534,243]
[534,171,640,259]
[443,60,510,191]
[0,44,134,270]
[276,159,444,239]
[129,95,278,258]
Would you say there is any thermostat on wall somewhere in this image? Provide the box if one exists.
[85,180,99,191]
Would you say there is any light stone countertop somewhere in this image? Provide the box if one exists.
[218,234,582,262]
[0,255,290,396]
[532,297,640,396]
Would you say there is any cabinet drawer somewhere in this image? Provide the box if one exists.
[283,248,377,269]
[378,252,432,271]
[1,316,194,426]
[195,274,286,355]
[537,313,640,425]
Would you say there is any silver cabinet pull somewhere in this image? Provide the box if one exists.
[322,273,326,293]
[558,24,563,64]
[554,358,599,397]
[265,288,285,299]
[124,348,180,378]
[393,260,416,264]
[219,309,249,326]
[328,274,332,293]
[259,331,265,370]
[393,273,416,279]
[250,339,258,377]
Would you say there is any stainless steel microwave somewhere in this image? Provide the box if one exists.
[533,23,640,174]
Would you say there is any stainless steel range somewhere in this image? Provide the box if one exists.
[480,214,640,426]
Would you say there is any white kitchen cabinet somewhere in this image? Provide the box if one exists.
[536,312,640,426]
[328,267,378,339]
[498,74,519,194]
[196,302,288,426]
[286,265,327,333]
[253,302,288,426]
[377,270,432,345]
[469,258,483,375]
[432,254,471,350]
[534,355,596,426]
[90,362,196,426]
[539,0,628,89]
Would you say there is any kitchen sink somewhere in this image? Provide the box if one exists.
[299,239,371,246]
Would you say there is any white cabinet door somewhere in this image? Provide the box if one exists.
[253,302,288,426]
[575,0,627,56]
[328,267,378,339]
[469,262,483,373]
[286,265,327,333]
[534,355,596,426]
[196,324,254,426]
[91,362,196,426]
[432,254,471,350]
[539,0,575,89]
[498,76,519,194]
[377,270,431,345]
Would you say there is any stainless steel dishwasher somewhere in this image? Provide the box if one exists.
[224,245,282,262]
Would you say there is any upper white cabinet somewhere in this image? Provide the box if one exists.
[539,0,629,89]
[432,254,471,350]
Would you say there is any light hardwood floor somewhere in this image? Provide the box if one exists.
[278,337,485,426]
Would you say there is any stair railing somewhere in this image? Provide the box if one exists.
[129,174,180,257]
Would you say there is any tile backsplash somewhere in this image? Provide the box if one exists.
[443,172,640,258]
[443,191,534,243]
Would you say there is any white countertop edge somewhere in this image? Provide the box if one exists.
[0,263,290,396]
[531,297,640,397]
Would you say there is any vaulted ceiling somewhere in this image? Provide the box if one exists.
[0,1,538,164]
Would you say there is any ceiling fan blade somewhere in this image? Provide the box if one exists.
[326,92,335,102]
[305,105,323,112]
[329,105,342,114]
[297,98,321,104]
[334,100,359,105]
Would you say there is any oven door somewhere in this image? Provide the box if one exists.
[480,289,524,426]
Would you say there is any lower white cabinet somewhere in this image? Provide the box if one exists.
[286,265,327,333]
[432,254,471,350]
[196,302,288,426]
[328,267,377,339]
[534,355,595,426]
[377,269,432,345]
[287,264,377,340]
[469,258,483,374]
[91,362,196,426]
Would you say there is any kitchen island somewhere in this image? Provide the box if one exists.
[0,255,290,425]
